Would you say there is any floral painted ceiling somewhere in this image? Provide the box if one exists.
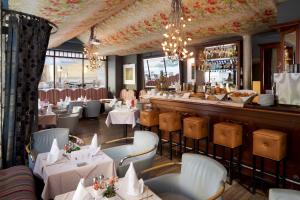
[9,0,280,56]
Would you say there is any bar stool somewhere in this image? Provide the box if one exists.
[213,122,243,184]
[252,129,287,194]
[183,117,209,155]
[139,110,159,131]
[158,112,182,160]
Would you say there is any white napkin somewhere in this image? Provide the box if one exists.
[109,97,117,107]
[89,133,100,156]
[47,138,61,164]
[72,179,93,200]
[46,104,53,114]
[125,162,144,196]
[84,96,87,102]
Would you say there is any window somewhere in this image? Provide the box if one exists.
[143,56,180,88]
[83,59,106,88]
[56,58,82,88]
[38,50,106,89]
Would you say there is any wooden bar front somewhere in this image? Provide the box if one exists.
[150,98,300,188]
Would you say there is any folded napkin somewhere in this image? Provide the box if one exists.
[72,179,93,200]
[47,138,61,164]
[109,97,117,107]
[89,133,100,156]
[125,162,144,196]
[46,104,53,114]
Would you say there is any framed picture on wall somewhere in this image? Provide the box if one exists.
[123,64,136,85]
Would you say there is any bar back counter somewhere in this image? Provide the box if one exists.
[150,97,300,188]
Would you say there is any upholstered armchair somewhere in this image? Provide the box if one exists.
[102,131,159,178]
[143,153,227,200]
[57,113,79,133]
[72,106,83,119]
[26,128,83,170]
[26,128,69,169]
[269,189,300,200]
[85,100,101,118]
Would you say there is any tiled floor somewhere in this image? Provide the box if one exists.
[74,114,267,200]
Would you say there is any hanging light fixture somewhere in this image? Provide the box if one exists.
[162,0,193,61]
[84,26,106,71]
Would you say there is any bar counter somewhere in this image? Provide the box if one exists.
[150,97,300,187]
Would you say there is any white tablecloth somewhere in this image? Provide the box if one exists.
[54,178,161,200]
[105,108,140,128]
[34,147,116,200]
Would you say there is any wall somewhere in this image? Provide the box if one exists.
[107,56,123,97]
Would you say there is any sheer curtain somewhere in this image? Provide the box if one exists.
[2,11,52,167]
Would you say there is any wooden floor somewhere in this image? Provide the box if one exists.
[75,114,267,200]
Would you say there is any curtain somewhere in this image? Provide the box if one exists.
[2,14,52,167]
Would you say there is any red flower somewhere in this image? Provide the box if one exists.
[237,0,246,3]
[207,0,216,4]
[205,7,215,13]
[264,9,273,16]
[67,0,80,3]
[160,13,168,20]
[232,21,241,28]
[193,2,201,9]
[208,27,216,32]
[144,20,151,26]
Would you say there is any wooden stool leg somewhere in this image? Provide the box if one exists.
[158,129,162,156]
[260,157,264,178]
[252,155,257,194]
[196,139,199,154]
[193,139,196,153]
[169,132,173,160]
[238,145,242,175]
[228,148,233,185]
[184,136,187,153]
[205,137,209,155]
[213,144,216,159]
[276,160,280,187]
[179,131,182,156]
[283,157,287,187]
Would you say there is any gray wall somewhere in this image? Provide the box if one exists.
[107,55,123,97]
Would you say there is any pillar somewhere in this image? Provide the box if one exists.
[243,34,252,89]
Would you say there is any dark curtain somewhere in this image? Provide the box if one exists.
[2,14,52,167]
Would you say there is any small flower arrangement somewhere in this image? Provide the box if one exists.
[103,177,118,198]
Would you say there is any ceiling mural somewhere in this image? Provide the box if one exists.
[9,0,135,48]
[9,0,279,56]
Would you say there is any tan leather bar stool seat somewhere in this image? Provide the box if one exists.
[140,110,159,127]
[213,122,242,148]
[183,117,209,154]
[213,122,243,185]
[159,112,181,132]
[253,129,286,161]
[183,117,208,139]
[252,129,287,193]
[159,112,182,160]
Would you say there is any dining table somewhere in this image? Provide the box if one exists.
[33,146,116,200]
[54,177,161,200]
[105,107,140,137]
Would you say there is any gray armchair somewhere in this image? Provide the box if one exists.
[102,130,159,178]
[67,101,84,113]
[144,153,227,200]
[85,100,101,118]
[26,128,69,169]
[57,113,79,133]
[72,106,83,119]
[269,189,300,200]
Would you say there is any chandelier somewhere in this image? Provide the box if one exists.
[84,26,106,71]
[161,0,193,61]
